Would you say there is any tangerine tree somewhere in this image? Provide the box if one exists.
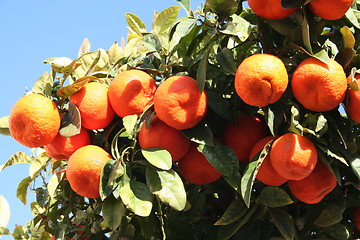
[1,0,360,239]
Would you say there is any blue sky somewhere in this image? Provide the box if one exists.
[0,0,203,237]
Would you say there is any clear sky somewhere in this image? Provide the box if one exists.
[0,0,203,238]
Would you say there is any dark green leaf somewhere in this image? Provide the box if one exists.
[181,120,214,146]
[223,148,241,192]
[258,186,293,208]
[0,116,10,136]
[216,48,237,75]
[301,11,313,54]
[142,147,172,170]
[320,223,350,240]
[314,203,345,227]
[35,187,48,207]
[31,72,54,97]
[207,91,234,122]
[102,194,126,230]
[196,48,210,92]
[100,159,116,200]
[0,152,32,172]
[206,0,238,19]
[198,144,234,177]
[16,176,32,205]
[215,198,248,225]
[269,208,296,240]
[264,102,284,136]
[59,103,81,137]
[146,166,186,211]
[126,13,147,36]
[154,6,180,34]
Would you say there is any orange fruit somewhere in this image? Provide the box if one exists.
[346,75,360,123]
[234,54,289,107]
[9,94,60,148]
[70,81,115,130]
[353,207,360,230]
[288,161,337,204]
[270,133,318,180]
[154,75,207,130]
[66,145,112,198]
[177,142,222,185]
[248,0,296,20]
[108,69,157,118]
[308,0,354,20]
[139,115,191,162]
[249,136,288,186]
[222,115,270,162]
[44,127,91,160]
[291,58,347,112]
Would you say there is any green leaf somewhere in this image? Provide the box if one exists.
[301,10,313,54]
[72,50,101,80]
[319,223,350,240]
[171,17,197,39]
[102,194,126,230]
[100,159,116,200]
[0,227,11,235]
[29,152,50,179]
[45,57,73,73]
[56,75,98,99]
[146,166,186,211]
[176,0,191,15]
[126,13,147,36]
[47,172,65,200]
[207,91,233,122]
[31,72,54,97]
[288,105,303,135]
[264,102,284,136]
[108,42,122,65]
[0,195,10,228]
[206,0,238,19]
[216,48,237,75]
[313,49,330,65]
[198,144,234,177]
[123,114,138,138]
[59,103,81,137]
[78,38,91,57]
[223,148,241,192]
[0,152,32,171]
[120,171,153,217]
[269,208,296,240]
[181,120,214,146]
[215,198,247,225]
[154,6,180,34]
[196,48,210,92]
[345,7,360,29]
[142,147,172,170]
[314,203,345,227]
[0,116,10,136]
[35,187,48,207]
[16,176,32,205]
[258,186,293,208]
[219,14,251,42]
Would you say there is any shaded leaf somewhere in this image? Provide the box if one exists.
[56,75,98,99]
[320,223,350,240]
[198,144,234,177]
[102,194,126,230]
[258,186,293,208]
[335,48,356,69]
[35,187,48,207]
[100,159,116,200]
[146,166,186,211]
[207,91,233,122]
[0,152,32,172]
[196,48,210,92]
[0,195,10,228]
[154,6,180,34]
[215,198,247,225]
[216,48,237,75]
[314,203,345,227]
[59,103,81,137]
[281,0,304,8]
[16,176,32,205]
[264,102,284,136]
[0,116,10,136]
[181,120,214,146]
[142,147,172,170]
[126,13,147,36]
[269,208,296,240]
[78,38,91,57]
[31,72,54,97]
[206,0,238,19]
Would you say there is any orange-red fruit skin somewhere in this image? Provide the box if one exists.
[108,69,157,118]
[66,145,112,198]
[248,0,296,20]
[288,161,337,204]
[249,136,288,186]
[353,207,360,231]
[178,143,222,185]
[44,127,91,160]
[347,75,360,123]
[70,82,115,130]
[154,76,207,130]
[234,54,289,107]
[291,58,347,112]
[308,0,353,20]
[222,115,270,162]
[139,115,191,162]
[270,133,318,180]
[9,94,61,148]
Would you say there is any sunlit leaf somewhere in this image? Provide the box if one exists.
[288,105,303,135]
[29,152,51,179]
[219,14,251,42]
[146,166,186,211]
[0,227,11,235]
[44,57,73,73]
[59,103,81,137]
[0,116,10,136]
[72,50,101,80]
[0,195,10,228]
[142,147,172,170]
[126,13,147,36]
[31,72,54,97]
[102,194,126,230]
[47,172,65,200]
[264,102,284,137]
[215,198,247,225]
[340,26,355,49]
[258,186,293,208]
[100,159,116,200]
[108,42,122,65]
[56,75,98,99]
[313,49,330,65]
[78,38,91,57]
[176,0,191,15]
[0,152,32,172]
[269,208,296,240]
[16,176,32,205]
[123,114,138,137]
[345,7,360,29]
[154,6,180,34]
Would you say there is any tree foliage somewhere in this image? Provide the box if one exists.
[1,0,360,239]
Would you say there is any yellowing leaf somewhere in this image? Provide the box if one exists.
[340,26,355,49]
[56,76,99,99]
